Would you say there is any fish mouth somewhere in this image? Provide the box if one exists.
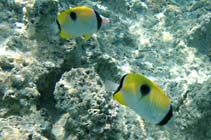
[113,74,128,97]
[56,19,61,33]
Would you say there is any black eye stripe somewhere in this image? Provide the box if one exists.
[113,74,128,96]
[140,84,151,96]
[70,12,77,21]
[56,19,61,33]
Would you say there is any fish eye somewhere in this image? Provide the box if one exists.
[70,12,77,21]
[140,84,151,96]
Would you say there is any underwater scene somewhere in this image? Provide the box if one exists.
[0,0,211,140]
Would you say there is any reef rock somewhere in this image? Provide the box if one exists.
[0,0,211,140]
[53,68,146,140]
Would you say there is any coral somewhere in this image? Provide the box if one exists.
[53,68,121,140]
[0,53,46,117]
[0,111,50,140]
[0,0,211,140]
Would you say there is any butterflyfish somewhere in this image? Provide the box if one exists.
[56,6,109,40]
[113,73,173,125]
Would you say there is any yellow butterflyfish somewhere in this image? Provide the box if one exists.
[113,73,173,125]
[56,6,109,41]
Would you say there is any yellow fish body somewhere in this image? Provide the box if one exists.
[113,73,172,125]
[56,6,109,40]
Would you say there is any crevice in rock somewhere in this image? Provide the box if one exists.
[36,69,75,139]
[36,44,86,139]
[36,68,65,139]
[174,90,190,112]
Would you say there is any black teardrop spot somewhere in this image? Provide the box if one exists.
[140,84,151,96]
[70,12,77,21]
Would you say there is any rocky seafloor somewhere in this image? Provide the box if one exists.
[0,0,211,140]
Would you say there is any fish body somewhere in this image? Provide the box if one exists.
[56,6,109,40]
[113,73,172,125]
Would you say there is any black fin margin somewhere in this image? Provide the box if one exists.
[113,74,128,97]
[157,105,173,126]
[94,10,102,30]
[56,19,61,33]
